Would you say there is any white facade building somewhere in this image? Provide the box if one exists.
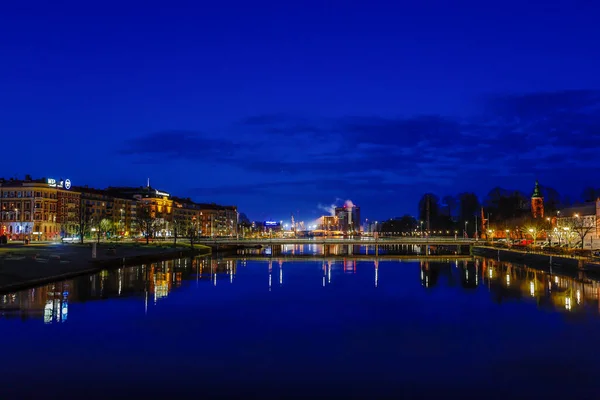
[555,200,600,249]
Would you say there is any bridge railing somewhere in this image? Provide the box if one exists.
[197,236,476,243]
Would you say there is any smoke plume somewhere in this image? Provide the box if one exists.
[317,198,355,216]
[318,198,342,216]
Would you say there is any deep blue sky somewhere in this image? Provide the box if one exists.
[2,0,600,224]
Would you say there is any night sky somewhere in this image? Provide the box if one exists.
[2,1,599,223]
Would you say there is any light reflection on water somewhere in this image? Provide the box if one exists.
[242,243,463,256]
[1,256,599,322]
[1,255,600,398]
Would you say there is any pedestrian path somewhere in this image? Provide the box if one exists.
[0,243,201,293]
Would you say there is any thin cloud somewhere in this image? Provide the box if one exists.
[119,90,600,197]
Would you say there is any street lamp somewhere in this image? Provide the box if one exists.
[14,208,21,243]
[420,220,423,237]
[528,228,535,247]
[464,221,468,238]
[120,208,124,235]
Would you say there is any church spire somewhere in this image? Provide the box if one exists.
[532,180,542,198]
[531,181,544,218]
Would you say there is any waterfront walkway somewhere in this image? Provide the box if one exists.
[0,243,206,293]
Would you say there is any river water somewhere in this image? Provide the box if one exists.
[1,255,599,399]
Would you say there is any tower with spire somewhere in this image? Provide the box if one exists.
[531,180,544,218]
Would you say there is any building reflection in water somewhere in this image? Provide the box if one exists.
[248,243,451,257]
[3,256,600,322]
[0,256,238,323]
[417,257,600,315]
[481,258,600,314]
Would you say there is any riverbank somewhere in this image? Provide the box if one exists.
[472,245,590,272]
[0,242,211,294]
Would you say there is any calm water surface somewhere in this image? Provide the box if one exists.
[1,255,600,399]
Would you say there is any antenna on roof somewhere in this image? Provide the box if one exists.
[147,178,150,188]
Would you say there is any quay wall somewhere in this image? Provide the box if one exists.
[472,246,581,271]
[0,245,211,294]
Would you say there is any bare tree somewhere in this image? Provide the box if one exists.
[568,215,596,249]
[188,220,199,250]
[97,218,113,244]
[135,207,157,245]
[77,200,92,244]
[525,216,552,246]
[172,218,188,246]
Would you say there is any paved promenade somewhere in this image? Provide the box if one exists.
[0,243,206,293]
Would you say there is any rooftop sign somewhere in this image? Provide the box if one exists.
[48,178,71,190]
[155,190,170,197]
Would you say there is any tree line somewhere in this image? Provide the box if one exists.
[378,185,600,241]
[76,200,203,248]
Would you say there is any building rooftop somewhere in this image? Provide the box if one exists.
[558,203,596,217]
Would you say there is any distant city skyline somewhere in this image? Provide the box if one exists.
[3,173,596,229]
[2,1,600,222]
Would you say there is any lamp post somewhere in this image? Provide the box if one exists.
[488,229,494,243]
[120,208,124,236]
[464,221,468,238]
[420,220,424,237]
[528,228,536,248]
[15,208,20,243]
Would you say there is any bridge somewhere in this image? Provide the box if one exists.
[197,237,478,247]
[219,254,474,262]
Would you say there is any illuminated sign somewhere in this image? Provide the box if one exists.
[265,221,278,226]
[155,190,170,197]
[47,178,71,190]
